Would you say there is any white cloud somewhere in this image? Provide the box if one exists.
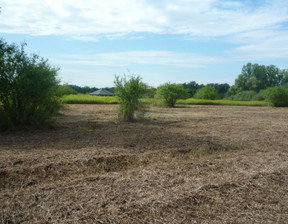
[225,29,288,61]
[0,0,287,38]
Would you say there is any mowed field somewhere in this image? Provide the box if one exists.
[0,104,288,223]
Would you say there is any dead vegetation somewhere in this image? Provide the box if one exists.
[0,104,288,223]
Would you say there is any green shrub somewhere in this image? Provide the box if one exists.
[229,90,265,101]
[114,75,147,122]
[194,86,219,100]
[56,85,77,97]
[263,87,288,107]
[0,39,60,130]
[155,83,189,107]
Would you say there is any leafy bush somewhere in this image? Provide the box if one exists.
[263,87,288,107]
[194,86,219,100]
[56,85,77,97]
[156,83,189,107]
[0,39,60,129]
[229,90,257,101]
[114,75,147,122]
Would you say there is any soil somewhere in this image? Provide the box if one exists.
[0,104,287,223]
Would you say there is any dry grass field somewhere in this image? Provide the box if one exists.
[0,104,288,223]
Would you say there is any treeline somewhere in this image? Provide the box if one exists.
[56,85,115,96]
[58,63,288,102]
[59,82,230,99]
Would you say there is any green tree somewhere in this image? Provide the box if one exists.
[114,75,147,122]
[182,81,204,97]
[231,63,288,93]
[207,83,230,98]
[0,39,60,129]
[142,86,156,98]
[194,86,219,100]
[55,85,77,97]
[156,83,189,107]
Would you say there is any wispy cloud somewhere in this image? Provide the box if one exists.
[70,36,99,42]
[53,51,218,68]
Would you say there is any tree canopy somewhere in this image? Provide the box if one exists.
[230,63,288,94]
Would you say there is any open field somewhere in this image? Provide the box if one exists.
[0,104,288,223]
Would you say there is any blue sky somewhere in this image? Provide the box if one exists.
[1,0,288,88]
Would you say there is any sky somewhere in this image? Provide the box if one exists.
[1,0,288,88]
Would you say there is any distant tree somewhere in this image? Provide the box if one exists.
[231,63,288,93]
[55,85,77,96]
[68,85,98,94]
[156,83,189,107]
[103,87,115,94]
[114,75,147,122]
[207,83,230,98]
[142,86,156,98]
[0,39,60,129]
[194,86,219,100]
[183,81,204,97]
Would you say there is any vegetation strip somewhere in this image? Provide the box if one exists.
[61,95,268,107]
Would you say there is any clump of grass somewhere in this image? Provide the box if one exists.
[61,94,119,104]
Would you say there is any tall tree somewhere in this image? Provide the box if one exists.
[231,63,288,93]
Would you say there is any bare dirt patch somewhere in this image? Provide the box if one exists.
[0,104,287,223]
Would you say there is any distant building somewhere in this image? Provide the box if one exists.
[89,89,115,96]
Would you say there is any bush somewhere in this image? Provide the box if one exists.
[155,83,189,107]
[263,87,288,107]
[56,85,77,97]
[114,75,147,122]
[0,39,60,129]
[194,86,219,100]
[229,90,265,101]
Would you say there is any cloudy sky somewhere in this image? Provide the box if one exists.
[1,0,288,87]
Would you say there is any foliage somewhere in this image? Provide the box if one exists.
[56,85,77,97]
[61,94,119,104]
[263,86,288,107]
[156,83,189,107]
[194,86,219,100]
[142,86,156,98]
[182,81,204,97]
[67,85,98,94]
[0,39,60,129]
[231,63,288,93]
[228,90,264,101]
[183,81,230,98]
[207,83,230,98]
[67,85,115,94]
[114,75,147,122]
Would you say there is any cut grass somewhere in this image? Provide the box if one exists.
[61,94,268,107]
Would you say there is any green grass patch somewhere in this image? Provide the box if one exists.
[177,98,268,106]
[61,95,267,107]
[61,94,119,104]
